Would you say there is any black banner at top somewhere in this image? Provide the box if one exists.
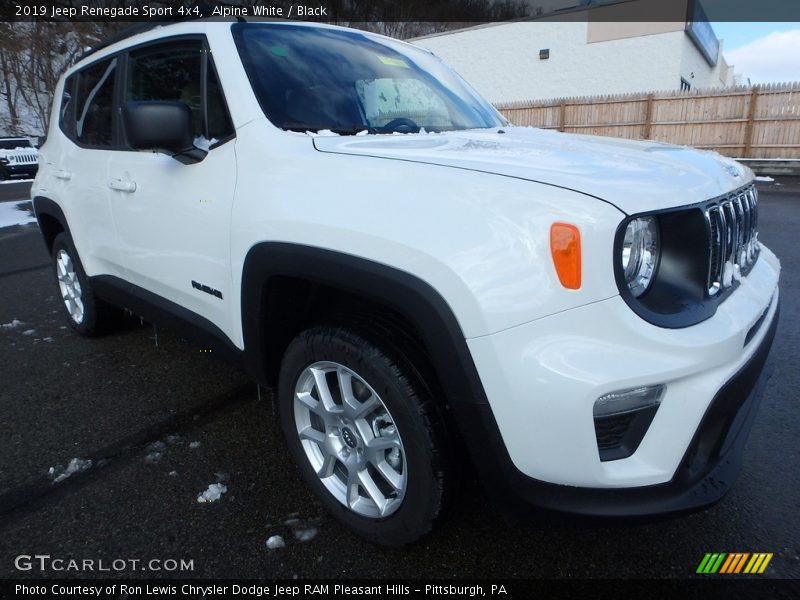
[2,0,800,23]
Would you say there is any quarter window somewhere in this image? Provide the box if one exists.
[75,58,117,147]
[59,75,75,138]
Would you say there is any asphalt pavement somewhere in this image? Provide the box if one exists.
[0,179,798,580]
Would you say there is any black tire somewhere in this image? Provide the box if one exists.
[278,326,450,546]
[51,232,121,336]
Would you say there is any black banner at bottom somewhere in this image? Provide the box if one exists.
[2,579,799,600]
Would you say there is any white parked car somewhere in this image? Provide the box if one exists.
[0,137,39,180]
[32,21,780,545]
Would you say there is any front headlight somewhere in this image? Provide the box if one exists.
[621,216,659,297]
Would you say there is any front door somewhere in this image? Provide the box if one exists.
[108,38,237,337]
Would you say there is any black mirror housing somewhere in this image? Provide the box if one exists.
[123,101,202,161]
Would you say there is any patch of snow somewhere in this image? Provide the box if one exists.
[189,441,201,449]
[293,527,318,542]
[42,337,53,343]
[355,129,369,136]
[145,452,163,463]
[197,482,227,503]
[307,129,340,137]
[755,176,775,182]
[266,535,286,549]
[1,319,23,330]
[0,201,37,228]
[49,457,92,483]
[193,136,219,152]
[165,434,182,445]
[283,517,300,526]
[722,261,734,288]
[21,329,37,336]
[733,263,742,282]
[168,470,178,477]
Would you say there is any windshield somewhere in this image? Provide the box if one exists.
[0,139,32,149]
[232,24,506,135]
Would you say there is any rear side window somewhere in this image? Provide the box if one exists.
[75,58,117,147]
[126,41,234,144]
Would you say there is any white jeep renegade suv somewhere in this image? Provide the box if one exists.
[32,21,780,545]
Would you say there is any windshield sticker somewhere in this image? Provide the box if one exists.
[377,55,409,68]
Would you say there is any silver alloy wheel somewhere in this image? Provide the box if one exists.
[294,361,407,518]
[56,249,84,324]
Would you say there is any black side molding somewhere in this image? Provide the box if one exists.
[91,275,243,368]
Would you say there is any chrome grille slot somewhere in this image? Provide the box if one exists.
[705,184,759,296]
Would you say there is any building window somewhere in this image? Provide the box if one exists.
[680,77,691,91]
[539,48,550,60]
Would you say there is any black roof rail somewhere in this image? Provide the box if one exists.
[76,0,272,63]
[77,22,167,62]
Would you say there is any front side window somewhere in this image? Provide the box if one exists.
[233,24,505,134]
[127,42,204,137]
[125,41,234,143]
[75,58,117,147]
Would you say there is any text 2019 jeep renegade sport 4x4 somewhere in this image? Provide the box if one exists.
[32,21,780,545]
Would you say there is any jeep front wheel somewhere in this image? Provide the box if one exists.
[278,327,449,546]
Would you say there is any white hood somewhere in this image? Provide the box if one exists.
[313,126,752,214]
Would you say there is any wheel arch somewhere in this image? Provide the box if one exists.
[32,195,69,254]
[240,242,490,411]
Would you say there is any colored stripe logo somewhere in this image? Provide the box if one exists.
[696,552,773,574]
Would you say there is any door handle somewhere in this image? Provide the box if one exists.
[108,178,137,193]
[54,169,72,181]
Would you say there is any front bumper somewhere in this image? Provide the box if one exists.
[453,245,779,516]
[455,300,777,516]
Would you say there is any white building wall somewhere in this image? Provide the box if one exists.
[414,22,718,104]
[679,34,717,89]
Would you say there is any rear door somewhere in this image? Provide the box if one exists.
[108,37,237,335]
[51,57,125,277]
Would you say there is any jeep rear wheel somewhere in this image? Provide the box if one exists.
[278,327,449,546]
[51,232,121,336]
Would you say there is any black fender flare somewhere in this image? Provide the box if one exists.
[240,242,489,408]
[32,195,70,253]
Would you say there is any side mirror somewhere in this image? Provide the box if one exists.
[123,101,206,164]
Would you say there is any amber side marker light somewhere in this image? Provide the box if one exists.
[550,223,582,289]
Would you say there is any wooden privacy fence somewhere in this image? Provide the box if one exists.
[495,82,800,160]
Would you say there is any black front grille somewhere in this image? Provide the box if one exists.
[705,185,759,296]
